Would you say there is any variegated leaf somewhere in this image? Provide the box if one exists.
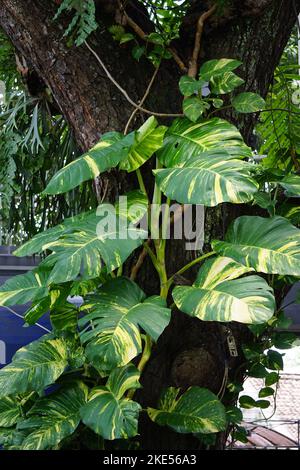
[148,387,226,434]
[119,116,167,172]
[44,131,134,195]
[154,154,258,206]
[79,277,171,371]
[157,118,252,168]
[278,175,300,197]
[0,338,68,397]
[80,365,141,440]
[13,211,95,257]
[0,397,22,427]
[17,382,88,450]
[199,59,242,82]
[0,269,49,306]
[173,263,275,324]
[212,216,300,275]
[41,210,147,284]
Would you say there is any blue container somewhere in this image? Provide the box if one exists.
[0,304,51,367]
[0,247,50,367]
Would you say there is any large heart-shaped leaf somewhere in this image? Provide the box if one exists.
[80,365,141,440]
[0,397,22,428]
[17,382,88,450]
[0,338,68,397]
[212,216,300,275]
[44,131,134,195]
[14,190,148,258]
[157,118,252,169]
[232,92,265,113]
[199,59,242,82]
[278,175,300,197]
[79,277,171,371]
[0,269,49,306]
[173,257,275,324]
[148,387,226,434]
[41,210,147,284]
[119,116,167,172]
[13,211,95,257]
[154,154,258,206]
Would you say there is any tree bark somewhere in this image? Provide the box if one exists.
[1,0,299,450]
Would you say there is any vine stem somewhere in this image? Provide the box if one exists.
[124,65,160,135]
[167,251,216,288]
[136,168,148,196]
[127,335,152,400]
[85,41,183,118]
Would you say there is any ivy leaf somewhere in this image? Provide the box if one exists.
[119,116,167,172]
[199,59,242,82]
[132,45,146,61]
[79,277,171,371]
[44,132,134,195]
[226,406,243,425]
[259,387,274,398]
[119,33,134,44]
[211,72,244,95]
[148,387,226,434]
[239,395,256,409]
[80,365,141,440]
[173,257,275,324]
[232,92,265,113]
[267,350,284,370]
[182,97,207,122]
[0,269,49,306]
[17,382,88,450]
[179,76,203,96]
[265,372,279,386]
[213,216,300,276]
[0,338,68,397]
[0,397,22,428]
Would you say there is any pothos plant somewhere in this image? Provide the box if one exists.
[0,58,298,450]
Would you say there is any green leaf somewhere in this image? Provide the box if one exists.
[279,175,300,197]
[259,387,274,398]
[155,154,257,206]
[41,209,147,284]
[0,397,22,427]
[115,190,148,224]
[157,118,252,167]
[199,59,242,82]
[272,332,297,350]
[13,211,96,257]
[119,116,167,172]
[212,216,300,276]
[267,350,284,370]
[255,400,270,409]
[212,98,224,108]
[226,406,243,425]
[211,72,244,95]
[119,33,134,44]
[44,132,134,195]
[179,76,203,96]
[239,395,256,409]
[80,365,141,440]
[232,92,265,113]
[17,382,88,450]
[0,269,49,306]
[265,372,279,386]
[79,277,171,371]
[0,338,68,397]
[248,364,268,378]
[172,257,275,324]
[132,45,146,61]
[182,97,207,122]
[148,387,226,434]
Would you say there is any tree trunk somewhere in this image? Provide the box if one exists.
[1,0,299,450]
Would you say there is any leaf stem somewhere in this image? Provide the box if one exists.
[127,335,152,400]
[167,251,215,288]
[136,168,148,197]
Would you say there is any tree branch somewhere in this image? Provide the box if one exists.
[188,4,217,78]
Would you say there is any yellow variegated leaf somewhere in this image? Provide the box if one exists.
[213,216,300,275]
